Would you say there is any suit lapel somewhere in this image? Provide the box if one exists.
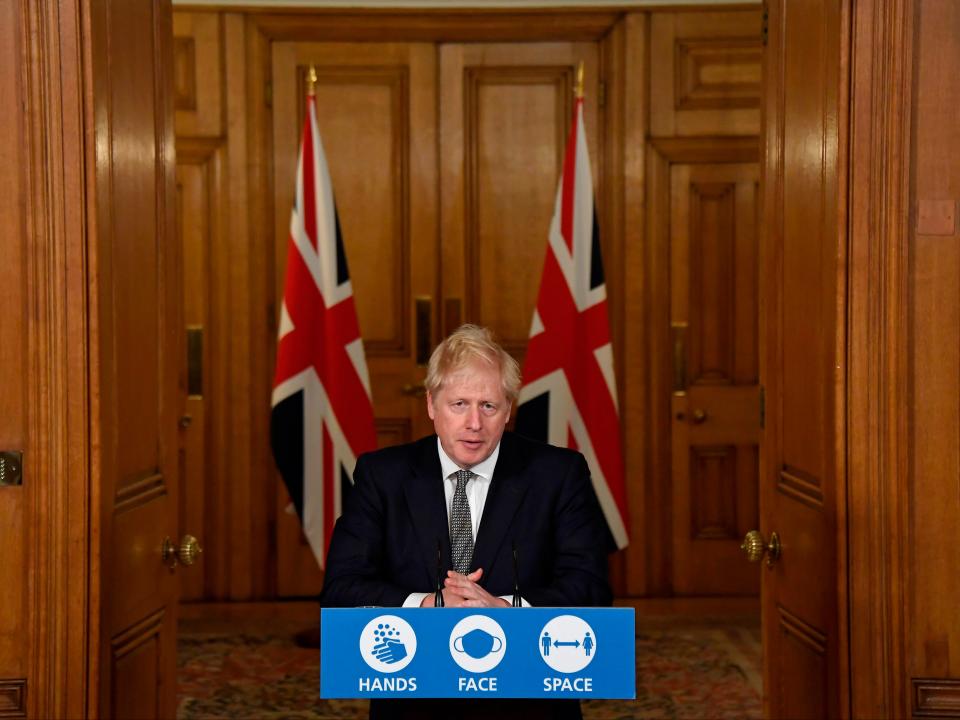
[402,436,451,589]
[472,433,530,583]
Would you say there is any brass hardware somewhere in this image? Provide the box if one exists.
[691,408,707,424]
[741,530,781,568]
[186,326,203,396]
[415,296,432,366]
[179,415,193,429]
[0,451,23,486]
[178,535,203,566]
[161,537,178,570]
[671,322,688,392]
[402,382,427,398]
[574,60,585,99]
[161,534,203,570]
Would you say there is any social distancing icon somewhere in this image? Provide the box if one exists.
[538,615,596,673]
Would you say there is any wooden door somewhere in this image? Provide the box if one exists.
[760,0,845,716]
[438,42,600,362]
[670,160,760,595]
[271,42,438,595]
[90,0,181,717]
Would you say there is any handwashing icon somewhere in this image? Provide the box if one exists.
[453,628,503,659]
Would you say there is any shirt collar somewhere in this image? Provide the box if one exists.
[436,437,500,482]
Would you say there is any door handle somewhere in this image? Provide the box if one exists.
[741,530,781,568]
[161,534,204,570]
[691,408,707,424]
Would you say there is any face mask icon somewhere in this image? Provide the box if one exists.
[454,628,504,659]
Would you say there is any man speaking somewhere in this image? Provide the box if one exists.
[321,324,613,718]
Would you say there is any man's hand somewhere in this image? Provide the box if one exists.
[443,568,510,608]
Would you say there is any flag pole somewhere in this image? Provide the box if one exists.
[307,64,317,97]
[574,60,584,99]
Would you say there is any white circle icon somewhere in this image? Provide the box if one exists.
[448,615,507,673]
[538,615,596,673]
[359,615,417,673]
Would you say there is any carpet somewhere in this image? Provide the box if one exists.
[177,613,760,719]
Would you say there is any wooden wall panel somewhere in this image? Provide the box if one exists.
[440,42,600,364]
[173,12,223,137]
[909,0,960,704]
[665,151,759,597]
[0,0,27,693]
[649,11,762,137]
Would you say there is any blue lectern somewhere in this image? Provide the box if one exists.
[320,607,635,700]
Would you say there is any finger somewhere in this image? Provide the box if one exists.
[467,568,483,582]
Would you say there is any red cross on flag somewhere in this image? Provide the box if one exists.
[271,77,377,568]
[514,91,629,550]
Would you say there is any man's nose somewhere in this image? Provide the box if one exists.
[465,405,482,429]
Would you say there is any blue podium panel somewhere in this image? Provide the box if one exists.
[320,608,635,700]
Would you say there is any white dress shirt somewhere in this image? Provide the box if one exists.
[403,439,525,607]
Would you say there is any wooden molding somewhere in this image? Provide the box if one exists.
[846,1,914,718]
[913,678,960,718]
[247,9,623,42]
[674,36,761,111]
[0,679,26,719]
[649,135,758,163]
[173,36,198,111]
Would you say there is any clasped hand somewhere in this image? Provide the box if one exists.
[419,568,510,608]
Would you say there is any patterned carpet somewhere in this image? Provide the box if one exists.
[178,610,761,720]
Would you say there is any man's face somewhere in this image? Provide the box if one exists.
[427,360,511,469]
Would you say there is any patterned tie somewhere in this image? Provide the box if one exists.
[450,469,475,575]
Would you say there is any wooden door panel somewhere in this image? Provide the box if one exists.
[110,610,171,720]
[91,0,179,716]
[670,160,759,596]
[271,42,437,596]
[440,43,600,359]
[762,0,844,716]
[175,151,218,602]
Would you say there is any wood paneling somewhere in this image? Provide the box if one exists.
[648,137,759,597]
[440,42,600,361]
[761,0,846,715]
[0,680,26,719]
[845,1,914,713]
[172,12,223,137]
[176,139,224,601]
[913,679,960,718]
[650,10,761,137]
[0,0,27,692]
[907,0,960,712]
[91,0,179,716]
[11,0,99,716]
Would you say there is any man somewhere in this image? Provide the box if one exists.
[321,324,612,718]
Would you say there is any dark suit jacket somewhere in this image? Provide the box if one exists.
[320,431,612,608]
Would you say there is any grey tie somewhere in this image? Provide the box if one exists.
[450,469,475,575]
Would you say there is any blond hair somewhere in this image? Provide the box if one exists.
[424,324,521,402]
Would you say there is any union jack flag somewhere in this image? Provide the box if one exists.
[515,94,629,550]
[271,87,377,568]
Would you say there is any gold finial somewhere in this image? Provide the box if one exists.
[306,65,317,97]
[574,60,584,99]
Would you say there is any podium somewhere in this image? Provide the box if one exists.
[320,607,635,700]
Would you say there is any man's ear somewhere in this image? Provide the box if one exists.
[426,391,436,420]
